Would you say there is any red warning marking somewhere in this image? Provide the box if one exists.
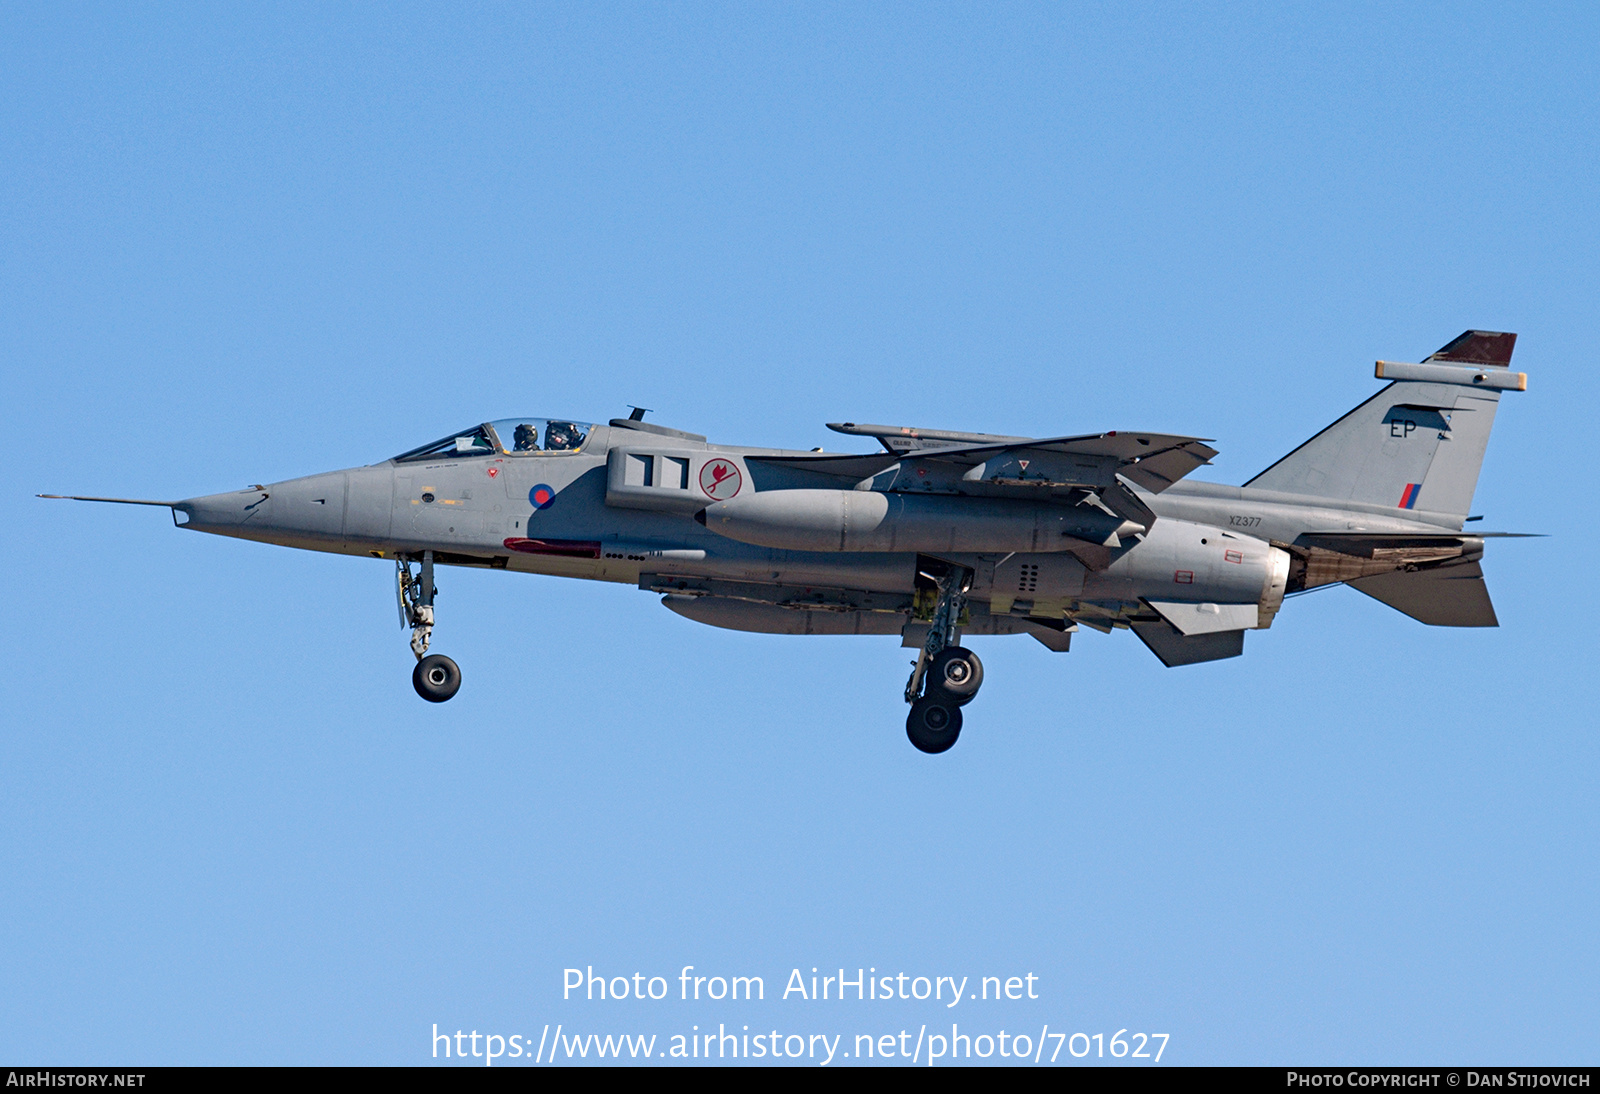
[486,465,500,478]
[699,459,742,501]
[1174,570,1194,584]
[1224,549,1243,564]
[502,538,601,559]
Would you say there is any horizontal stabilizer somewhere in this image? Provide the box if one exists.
[1347,559,1498,627]
[1131,620,1246,666]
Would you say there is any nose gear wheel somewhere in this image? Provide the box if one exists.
[413,654,462,702]
[398,551,462,702]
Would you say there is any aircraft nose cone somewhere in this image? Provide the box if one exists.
[175,487,273,533]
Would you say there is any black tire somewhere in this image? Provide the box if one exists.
[928,646,983,705]
[412,654,462,703]
[906,696,963,754]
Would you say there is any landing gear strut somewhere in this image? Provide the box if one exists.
[904,561,983,753]
[399,551,461,702]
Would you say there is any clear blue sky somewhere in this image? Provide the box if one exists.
[3,2,1596,1066]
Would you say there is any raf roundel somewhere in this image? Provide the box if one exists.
[529,484,556,510]
[699,459,742,501]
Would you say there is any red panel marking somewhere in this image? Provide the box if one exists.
[1224,550,1243,564]
[502,538,602,559]
[1174,570,1194,584]
[1429,330,1516,367]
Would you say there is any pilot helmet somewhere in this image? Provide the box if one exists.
[545,421,581,449]
[513,423,539,450]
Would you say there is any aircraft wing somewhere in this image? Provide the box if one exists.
[825,423,1215,490]
[824,422,1217,490]
[921,431,1219,494]
[751,427,1217,532]
[826,422,1028,454]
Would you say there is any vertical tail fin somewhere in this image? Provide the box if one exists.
[1245,331,1521,520]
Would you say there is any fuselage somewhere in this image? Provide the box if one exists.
[47,327,1519,747]
[172,417,1473,639]
[56,327,1518,743]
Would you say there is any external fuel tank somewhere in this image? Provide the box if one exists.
[697,489,1130,554]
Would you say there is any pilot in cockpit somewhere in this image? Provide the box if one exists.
[545,421,583,451]
[512,423,541,452]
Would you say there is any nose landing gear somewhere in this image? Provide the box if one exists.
[904,561,983,753]
[399,551,461,702]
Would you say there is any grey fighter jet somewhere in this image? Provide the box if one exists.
[44,331,1530,753]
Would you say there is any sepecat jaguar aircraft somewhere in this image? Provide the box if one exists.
[44,330,1530,753]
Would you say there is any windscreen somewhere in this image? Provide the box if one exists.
[392,425,498,463]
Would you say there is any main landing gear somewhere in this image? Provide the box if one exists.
[399,551,461,703]
[904,562,984,754]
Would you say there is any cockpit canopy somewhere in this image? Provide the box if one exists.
[392,418,594,463]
